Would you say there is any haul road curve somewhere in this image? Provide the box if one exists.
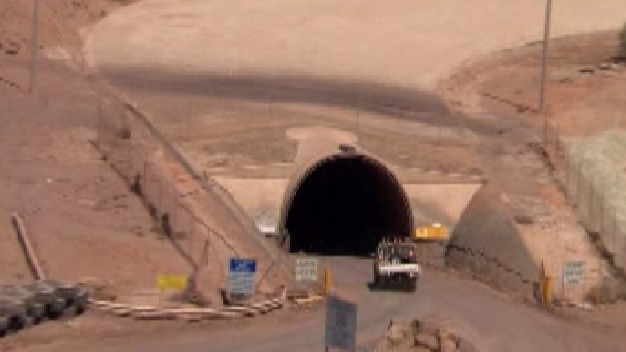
[84,0,626,351]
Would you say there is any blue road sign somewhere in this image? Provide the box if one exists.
[229,258,257,272]
[228,258,257,296]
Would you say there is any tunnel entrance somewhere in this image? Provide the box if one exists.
[283,154,413,256]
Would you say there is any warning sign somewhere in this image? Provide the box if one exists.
[295,258,318,281]
[414,223,449,240]
[157,275,187,292]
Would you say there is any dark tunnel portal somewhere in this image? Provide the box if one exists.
[285,155,413,256]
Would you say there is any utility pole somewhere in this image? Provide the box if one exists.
[29,0,40,94]
[539,0,553,145]
[355,89,362,146]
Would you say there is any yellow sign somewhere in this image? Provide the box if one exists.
[414,223,449,240]
[157,275,187,291]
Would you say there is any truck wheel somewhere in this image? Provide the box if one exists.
[62,306,79,318]
[409,277,418,292]
[75,301,87,315]
[381,276,388,289]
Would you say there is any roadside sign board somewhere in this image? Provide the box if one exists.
[414,223,449,240]
[295,258,318,281]
[562,260,586,285]
[228,258,257,296]
[156,275,187,292]
[325,295,357,351]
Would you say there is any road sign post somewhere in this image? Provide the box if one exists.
[227,258,257,300]
[562,260,586,299]
[325,295,357,351]
[295,258,318,282]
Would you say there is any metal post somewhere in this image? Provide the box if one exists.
[143,161,148,198]
[564,151,570,199]
[539,0,553,143]
[576,166,582,207]
[600,185,605,235]
[97,101,103,149]
[268,85,274,119]
[356,90,361,146]
[188,211,194,253]
[613,208,618,257]
[158,174,163,216]
[29,0,40,94]
[588,176,594,228]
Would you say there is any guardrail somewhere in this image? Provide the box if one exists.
[90,297,285,321]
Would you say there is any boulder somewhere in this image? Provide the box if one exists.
[414,333,439,350]
[385,321,408,345]
[440,338,458,352]
[458,338,478,352]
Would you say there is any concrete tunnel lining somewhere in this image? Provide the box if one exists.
[279,152,414,256]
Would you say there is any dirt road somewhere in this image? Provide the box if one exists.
[29,257,624,352]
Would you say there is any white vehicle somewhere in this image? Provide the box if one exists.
[373,238,420,292]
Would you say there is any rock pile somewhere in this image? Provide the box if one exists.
[375,319,477,352]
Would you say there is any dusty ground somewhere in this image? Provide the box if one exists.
[0,56,193,293]
[0,0,211,348]
[441,30,626,136]
[439,29,626,326]
[0,304,311,352]
[84,0,620,301]
[2,0,626,349]
[0,0,134,70]
[86,0,626,90]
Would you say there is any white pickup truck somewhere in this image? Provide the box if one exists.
[373,240,420,292]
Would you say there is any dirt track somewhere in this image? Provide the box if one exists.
[20,260,626,352]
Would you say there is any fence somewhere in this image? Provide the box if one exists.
[94,94,290,301]
[543,122,626,278]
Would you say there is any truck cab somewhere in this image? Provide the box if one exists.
[373,237,420,291]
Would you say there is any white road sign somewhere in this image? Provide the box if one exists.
[562,260,586,285]
[295,258,318,281]
[228,258,257,296]
[325,295,357,351]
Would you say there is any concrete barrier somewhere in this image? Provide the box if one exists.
[445,184,540,298]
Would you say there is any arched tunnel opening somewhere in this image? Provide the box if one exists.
[284,154,413,256]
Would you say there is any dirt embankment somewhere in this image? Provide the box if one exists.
[0,0,195,300]
[0,2,226,349]
[1,0,283,302]
[438,30,626,325]
[0,0,134,62]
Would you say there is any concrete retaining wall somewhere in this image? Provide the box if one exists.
[445,184,540,298]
